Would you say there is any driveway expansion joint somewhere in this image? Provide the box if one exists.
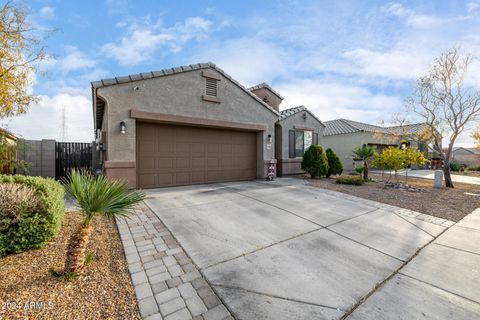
[201,227,324,271]
[210,283,345,312]
[339,221,451,319]
[397,272,480,306]
[432,242,480,257]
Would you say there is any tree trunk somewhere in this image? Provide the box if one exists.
[443,163,454,188]
[64,224,93,274]
[363,162,368,181]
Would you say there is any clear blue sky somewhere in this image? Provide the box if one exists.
[4,0,480,145]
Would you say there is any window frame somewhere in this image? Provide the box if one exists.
[289,129,314,158]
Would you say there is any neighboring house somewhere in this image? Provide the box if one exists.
[91,62,322,188]
[0,128,17,174]
[322,119,430,171]
[448,147,480,167]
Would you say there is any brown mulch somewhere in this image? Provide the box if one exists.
[0,212,140,320]
[303,173,480,222]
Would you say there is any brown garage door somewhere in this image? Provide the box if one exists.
[136,122,257,188]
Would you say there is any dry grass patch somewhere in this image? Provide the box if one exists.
[0,211,140,319]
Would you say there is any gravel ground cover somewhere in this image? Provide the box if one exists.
[303,173,480,222]
[0,211,140,319]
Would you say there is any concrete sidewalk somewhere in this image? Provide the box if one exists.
[348,208,480,319]
[374,169,480,185]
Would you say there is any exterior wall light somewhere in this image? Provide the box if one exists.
[267,134,272,143]
[120,121,127,134]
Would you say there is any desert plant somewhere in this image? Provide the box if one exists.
[335,175,365,185]
[449,160,461,172]
[355,166,364,175]
[325,148,343,178]
[0,175,64,256]
[352,145,375,180]
[301,145,329,178]
[63,170,145,275]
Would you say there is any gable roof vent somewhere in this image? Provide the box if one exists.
[205,77,218,97]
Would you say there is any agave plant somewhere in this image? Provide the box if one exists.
[63,169,145,275]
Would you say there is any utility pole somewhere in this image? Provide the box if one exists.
[59,105,68,142]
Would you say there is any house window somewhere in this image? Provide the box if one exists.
[289,130,313,158]
[205,77,218,97]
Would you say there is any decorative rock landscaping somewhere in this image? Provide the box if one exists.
[116,202,233,320]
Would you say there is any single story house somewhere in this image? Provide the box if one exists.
[448,147,480,167]
[91,62,324,188]
[322,119,430,171]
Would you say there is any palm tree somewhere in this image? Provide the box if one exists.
[63,170,145,275]
[352,145,375,181]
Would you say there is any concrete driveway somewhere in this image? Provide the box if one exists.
[143,178,476,319]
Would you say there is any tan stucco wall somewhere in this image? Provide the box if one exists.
[96,68,278,186]
[276,111,325,175]
[322,132,401,171]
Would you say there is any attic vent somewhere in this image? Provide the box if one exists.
[205,78,218,97]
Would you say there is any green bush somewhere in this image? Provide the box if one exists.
[449,160,461,171]
[335,175,365,185]
[467,165,480,171]
[325,148,343,178]
[355,166,364,174]
[0,175,65,257]
[301,145,329,178]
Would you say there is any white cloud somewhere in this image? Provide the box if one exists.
[384,3,470,28]
[102,17,211,66]
[467,2,480,13]
[194,37,287,86]
[3,93,93,142]
[58,46,97,72]
[277,79,403,124]
[39,6,55,20]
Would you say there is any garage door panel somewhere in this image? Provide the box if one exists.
[158,141,174,153]
[176,142,190,154]
[175,158,191,170]
[138,157,155,170]
[137,123,257,188]
[157,173,174,186]
[157,158,174,170]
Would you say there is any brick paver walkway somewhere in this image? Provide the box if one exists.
[116,202,233,320]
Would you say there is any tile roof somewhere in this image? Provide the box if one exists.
[248,82,284,100]
[323,119,428,137]
[91,62,279,128]
[278,106,325,126]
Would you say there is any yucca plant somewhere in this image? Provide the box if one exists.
[63,169,145,275]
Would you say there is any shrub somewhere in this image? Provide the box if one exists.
[449,160,461,171]
[325,148,343,178]
[467,165,480,171]
[301,145,329,178]
[0,175,64,257]
[355,166,364,175]
[335,175,365,185]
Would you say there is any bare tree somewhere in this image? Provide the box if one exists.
[407,47,480,187]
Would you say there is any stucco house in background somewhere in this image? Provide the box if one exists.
[322,119,430,171]
[449,147,480,167]
[91,62,323,188]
